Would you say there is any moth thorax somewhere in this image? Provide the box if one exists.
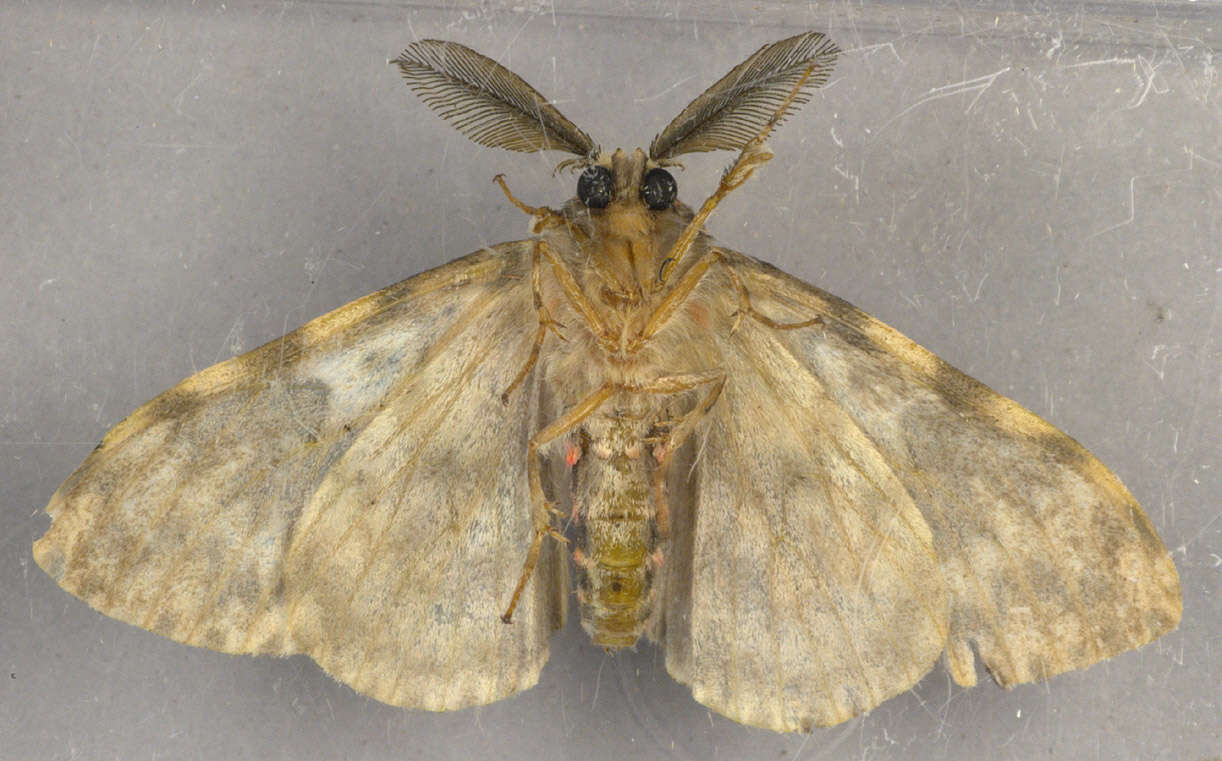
[572,419,660,649]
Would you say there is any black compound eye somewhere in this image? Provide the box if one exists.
[640,167,677,210]
[577,165,613,209]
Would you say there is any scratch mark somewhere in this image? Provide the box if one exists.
[1184,510,1221,551]
[1126,54,1168,109]
[173,68,208,115]
[833,163,861,205]
[1185,145,1221,170]
[853,41,905,65]
[1087,176,1137,239]
[591,655,606,709]
[634,76,696,104]
[1053,145,1064,200]
[1058,55,1169,110]
[879,67,1010,132]
[1060,57,1135,70]
[972,272,988,301]
[1142,344,1181,381]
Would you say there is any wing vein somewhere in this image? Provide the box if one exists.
[135,391,311,634]
[86,397,256,612]
[275,286,507,646]
[739,260,1078,677]
[745,319,951,637]
[733,322,948,700]
[767,473,786,725]
[325,346,485,674]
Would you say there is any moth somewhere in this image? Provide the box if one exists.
[34,32,1181,733]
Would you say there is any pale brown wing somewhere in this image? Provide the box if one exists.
[663,248,1181,729]
[655,282,950,732]
[33,241,567,710]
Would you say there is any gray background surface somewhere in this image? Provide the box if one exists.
[2,2,1218,760]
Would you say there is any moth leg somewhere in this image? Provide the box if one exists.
[632,66,820,348]
[632,247,820,354]
[503,239,621,404]
[501,240,567,405]
[630,244,723,354]
[656,63,819,283]
[493,174,566,233]
[502,381,618,623]
[626,370,725,538]
[533,239,620,354]
[720,254,823,333]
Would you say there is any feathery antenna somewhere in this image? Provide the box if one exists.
[649,32,839,160]
[394,40,597,157]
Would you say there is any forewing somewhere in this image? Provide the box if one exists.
[656,283,950,731]
[33,241,566,710]
[713,248,1181,693]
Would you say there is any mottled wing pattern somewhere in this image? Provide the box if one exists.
[667,248,1181,728]
[656,265,950,731]
[33,242,566,710]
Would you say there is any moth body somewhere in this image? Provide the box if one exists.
[536,147,719,648]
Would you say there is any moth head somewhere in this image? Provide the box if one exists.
[574,149,679,213]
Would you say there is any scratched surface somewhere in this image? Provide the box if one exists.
[2,2,1217,760]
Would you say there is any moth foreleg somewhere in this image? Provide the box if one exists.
[502,381,617,623]
[535,239,620,354]
[634,248,821,354]
[493,174,566,233]
[631,248,719,353]
[656,64,819,282]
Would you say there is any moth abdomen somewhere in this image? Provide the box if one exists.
[576,520,658,649]
[572,416,660,649]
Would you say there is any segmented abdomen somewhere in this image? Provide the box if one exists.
[572,419,660,649]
